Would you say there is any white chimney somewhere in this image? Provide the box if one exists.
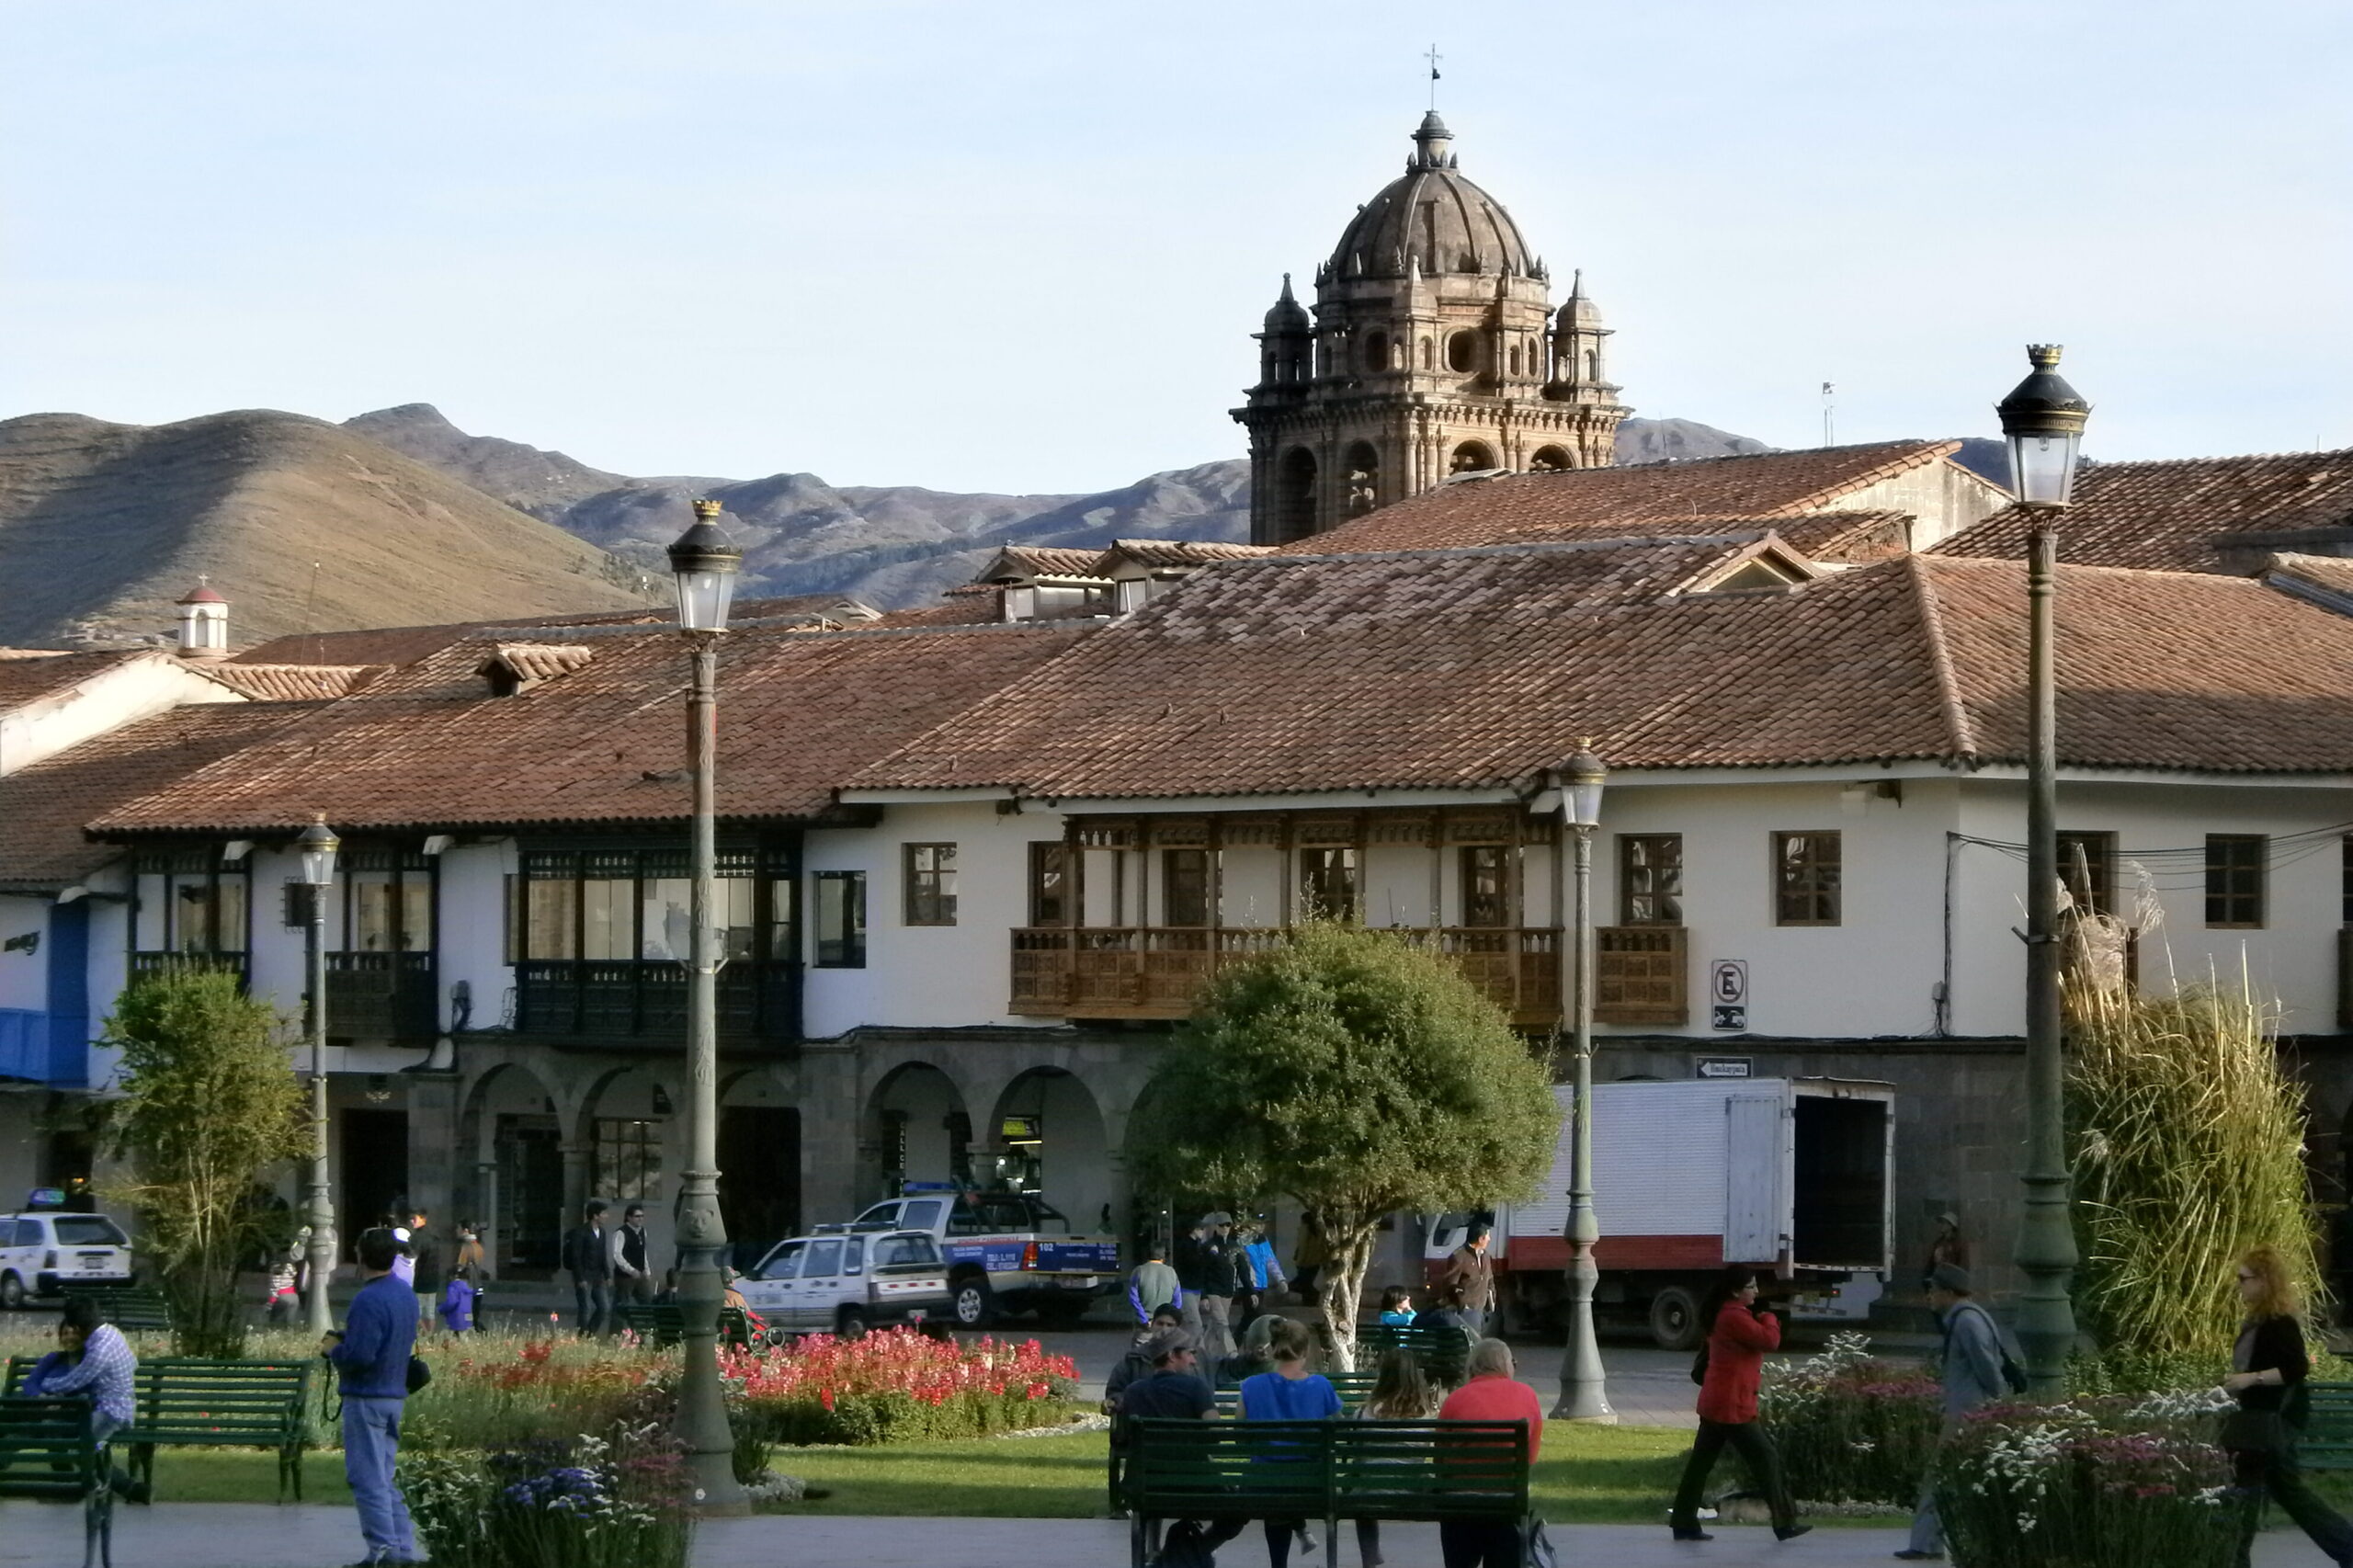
[176,578,230,660]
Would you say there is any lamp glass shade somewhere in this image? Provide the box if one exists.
[2008,430,2082,508]
[297,824,340,886]
[1563,750,1608,828]
[674,568,738,633]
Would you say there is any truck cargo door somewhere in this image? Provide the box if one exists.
[1723,1093,1784,1265]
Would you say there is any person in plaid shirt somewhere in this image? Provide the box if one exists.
[33,1296,137,1437]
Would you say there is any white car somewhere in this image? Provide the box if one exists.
[736,1228,950,1338]
[0,1210,135,1308]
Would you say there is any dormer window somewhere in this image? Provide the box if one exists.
[477,643,593,697]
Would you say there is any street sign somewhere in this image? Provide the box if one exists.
[1710,960,1747,1031]
[1697,1056,1753,1079]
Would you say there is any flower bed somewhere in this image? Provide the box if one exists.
[404,1335,674,1452]
[723,1329,1079,1446]
[398,1422,695,1568]
[1756,1332,1942,1506]
[1936,1389,2238,1568]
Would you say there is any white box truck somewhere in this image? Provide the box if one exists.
[1424,1076,1894,1349]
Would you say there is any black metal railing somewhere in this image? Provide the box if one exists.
[515,960,799,1042]
[325,951,438,1040]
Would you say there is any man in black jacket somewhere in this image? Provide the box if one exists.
[1173,1211,1238,1362]
[561,1199,613,1335]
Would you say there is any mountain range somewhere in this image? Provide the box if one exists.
[0,401,1809,648]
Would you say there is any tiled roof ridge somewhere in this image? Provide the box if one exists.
[1904,555,1980,766]
[1233,531,1780,568]
[1597,437,1949,475]
[2069,446,2353,471]
[1923,552,2272,587]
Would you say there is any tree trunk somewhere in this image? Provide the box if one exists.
[1316,1213,1378,1372]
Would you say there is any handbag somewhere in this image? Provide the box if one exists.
[2219,1407,2290,1455]
[1689,1344,1710,1386]
[405,1355,432,1394]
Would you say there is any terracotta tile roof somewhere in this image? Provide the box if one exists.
[1095,540,1277,571]
[228,596,872,670]
[1931,449,2353,574]
[477,644,594,686]
[2264,552,2353,612]
[1767,510,1916,564]
[89,620,1091,835]
[851,543,2353,800]
[0,704,322,890]
[0,650,145,711]
[870,594,1004,628]
[1284,440,1961,555]
[979,547,1106,582]
[194,663,386,701]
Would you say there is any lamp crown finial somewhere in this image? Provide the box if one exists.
[2027,344,2063,368]
[690,498,722,521]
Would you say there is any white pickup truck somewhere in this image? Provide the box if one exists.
[834,1187,1120,1328]
[736,1228,951,1338]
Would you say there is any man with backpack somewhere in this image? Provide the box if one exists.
[1897,1264,2015,1561]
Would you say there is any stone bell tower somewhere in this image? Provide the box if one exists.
[1235,113,1630,546]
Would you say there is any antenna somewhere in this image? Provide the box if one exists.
[1821,381,1836,448]
[302,561,324,666]
[1426,44,1443,110]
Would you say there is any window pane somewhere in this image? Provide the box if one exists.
[1029,844,1067,926]
[1774,832,1840,926]
[804,1238,843,1278]
[213,878,247,953]
[816,872,867,968]
[1461,846,1508,927]
[399,880,432,953]
[1620,835,1683,926]
[2206,835,2265,927]
[583,878,633,960]
[355,879,397,951]
[2057,832,2113,916]
[175,880,210,952]
[527,879,579,960]
[1301,847,1358,922]
[641,877,691,961]
[767,876,798,961]
[904,844,957,926]
[1165,848,1210,926]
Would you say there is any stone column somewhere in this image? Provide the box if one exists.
[406,1075,459,1239]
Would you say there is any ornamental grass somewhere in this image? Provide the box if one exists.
[1934,1390,2238,1568]
[722,1327,1079,1446]
[1756,1332,1942,1505]
[2066,968,2327,1363]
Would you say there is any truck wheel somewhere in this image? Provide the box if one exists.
[1648,1286,1702,1350]
[0,1273,21,1311]
[835,1305,870,1341]
[951,1277,995,1328]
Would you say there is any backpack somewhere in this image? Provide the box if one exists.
[1949,1301,2029,1395]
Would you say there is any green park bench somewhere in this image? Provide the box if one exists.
[1361,1322,1473,1384]
[6,1356,314,1503]
[619,1303,756,1348]
[58,1285,172,1334]
[0,1396,116,1568]
[2298,1381,2353,1470]
[1118,1416,1532,1568]
[1211,1369,1380,1418]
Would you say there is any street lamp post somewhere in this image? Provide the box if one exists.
[1552,745,1614,1422]
[296,815,340,1336]
[1996,345,2091,1398]
[667,499,747,1512]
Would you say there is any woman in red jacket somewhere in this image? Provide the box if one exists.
[1668,1267,1809,1543]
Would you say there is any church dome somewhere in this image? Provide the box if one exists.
[1325,114,1536,282]
[1262,273,1311,334]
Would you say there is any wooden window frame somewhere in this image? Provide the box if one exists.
[1164,847,1211,927]
[903,844,959,926]
[1618,834,1684,926]
[2057,831,2117,917]
[1772,831,1841,927]
[592,1117,663,1202]
[1027,842,1069,927]
[813,870,867,968]
[1459,845,1510,928]
[1299,846,1359,924]
[2205,835,2266,929]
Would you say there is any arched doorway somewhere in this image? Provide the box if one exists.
[578,1066,678,1279]
[460,1063,563,1278]
[1276,448,1319,543]
[1449,441,1498,474]
[868,1062,972,1208]
[989,1068,1112,1234]
[720,1070,801,1266]
[1528,446,1574,473]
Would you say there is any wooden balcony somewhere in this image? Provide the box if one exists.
[516,960,800,1043]
[1595,925,1688,1025]
[1010,926,1563,1026]
[325,951,438,1040]
[130,950,247,985]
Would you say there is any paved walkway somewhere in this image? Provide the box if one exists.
[0,1505,2343,1567]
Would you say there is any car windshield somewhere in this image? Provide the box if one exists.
[52,1217,127,1247]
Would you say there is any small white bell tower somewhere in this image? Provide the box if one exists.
[176,578,230,660]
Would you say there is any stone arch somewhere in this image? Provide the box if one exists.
[1361,329,1388,374]
[719,1065,801,1257]
[1449,440,1498,475]
[987,1067,1113,1234]
[1343,441,1381,517]
[866,1060,973,1209]
[1528,445,1574,473]
[457,1060,563,1276]
[1275,448,1319,544]
[574,1064,683,1273]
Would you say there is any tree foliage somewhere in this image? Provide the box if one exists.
[103,965,311,1357]
[1134,922,1558,1367]
[2067,977,2324,1364]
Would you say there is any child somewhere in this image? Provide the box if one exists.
[438,1264,478,1335]
[1378,1286,1416,1325]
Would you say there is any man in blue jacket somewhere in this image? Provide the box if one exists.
[323,1227,420,1566]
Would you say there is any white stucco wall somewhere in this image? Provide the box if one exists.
[0,655,243,778]
[437,840,516,1032]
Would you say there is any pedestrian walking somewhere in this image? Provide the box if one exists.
[1130,1239,1181,1326]
[2219,1244,2353,1568]
[403,1206,439,1318]
[1895,1264,2006,1561]
[324,1226,422,1566]
[1353,1348,1438,1568]
[1237,1221,1288,1331]
[1436,1339,1546,1568]
[1239,1316,1338,1567]
[561,1199,614,1335]
[1667,1266,1810,1544]
[1176,1211,1239,1362]
[437,1265,478,1336]
[1438,1222,1495,1339]
[609,1203,657,1305]
[1920,1211,1969,1292]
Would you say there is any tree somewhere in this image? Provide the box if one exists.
[1134,921,1559,1368]
[103,966,311,1357]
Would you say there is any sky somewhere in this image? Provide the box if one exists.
[3,1,2348,494]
